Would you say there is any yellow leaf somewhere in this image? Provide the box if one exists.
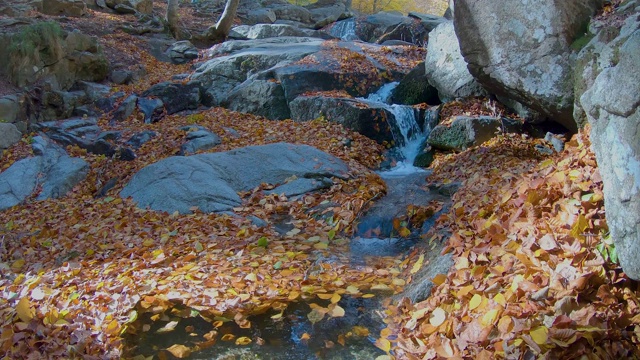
[314,242,328,250]
[469,294,482,311]
[16,297,33,323]
[481,309,499,327]
[361,294,375,298]
[493,293,506,306]
[530,326,549,345]
[288,291,300,301]
[330,293,341,304]
[429,307,446,327]
[399,227,411,237]
[374,338,391,353]
[410,254,424,274]
[235,336,252,346]
[432,273,447,285]
[11,259,25,270]
[166,344,192,358]
[221,334,236,341]
[571,214,589,240]
[346,285,359,294]
[143,239,154,247]
[329,305,345,318]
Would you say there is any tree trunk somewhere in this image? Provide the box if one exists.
[166,0,180,38]
[204,0,240,43]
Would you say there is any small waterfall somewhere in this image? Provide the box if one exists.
[357,83,429,176]
[330,18,359,41]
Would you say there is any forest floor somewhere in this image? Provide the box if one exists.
[1,2,639,359]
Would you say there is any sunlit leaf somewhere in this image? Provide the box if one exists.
[374,337,391,353]
[157,321,179,333]
[307,308,325,324]
[410,254,424,274]
[221,334,236,341]
[16,297,34,323]
[329,305,345,318]
[235,336,252,346]
[429,307,446,327]
[469,294,482,311]
[530,326,548,345]
[166,344,191,358]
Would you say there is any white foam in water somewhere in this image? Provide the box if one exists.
[330,19,359,41]
[358,83,429,177]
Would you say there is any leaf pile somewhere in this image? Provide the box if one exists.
[381,129,640,359]
[0,94,425,358]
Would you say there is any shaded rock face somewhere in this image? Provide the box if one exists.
[576,5,640,279]
[0,123,22,149]
[193,38,323,106]
[391,62,439,106]
[453,0,604,131]
[425,21,486,102]
[229,24,323,40]
[41,0,86,16]
[121,143,350,214]
[0,135,88,210]
[428,116,522,151]
[0,25,109,91]
[289,96,400,144]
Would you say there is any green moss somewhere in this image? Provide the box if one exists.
[8,21,64,60]
[570,33,595,52]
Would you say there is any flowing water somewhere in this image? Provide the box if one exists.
[126,83,442,360]
[329,18,359,41]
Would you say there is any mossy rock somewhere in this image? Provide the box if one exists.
[391,62,440,105]
[2,21,109,89]
[413,151,434,168]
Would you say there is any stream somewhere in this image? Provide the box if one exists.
[126,83,446,359]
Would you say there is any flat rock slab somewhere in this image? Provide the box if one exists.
[121,143,350,214]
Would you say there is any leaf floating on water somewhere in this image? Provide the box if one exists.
[235,336,252,346]
[374,337,391,353]
[166,344,191,358]
[328,304,345,318]
[157,321,179,333]
[307,308,325,324]
[221,334,236,341]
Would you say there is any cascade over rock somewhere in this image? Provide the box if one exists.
[453,0,605,131]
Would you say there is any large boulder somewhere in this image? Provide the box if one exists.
[0,123,22,149]
[356,12,410,43]
[305,1,352,29]
[391,62,440,106]
[193,38,323,106]
[225,80,290,120]
[120,143,350,214]
[0,23,109,90]
[0,135,88,210]
[428,116,522,151]
[229,24,321,40]
[425,21,486,101]
[274,41,419,102]
[453,0,605,131]
[141,81,202,115]
[41,0,86,16]
[289,95,421,146]
[576,4,640,279]
[105,0,152,14]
